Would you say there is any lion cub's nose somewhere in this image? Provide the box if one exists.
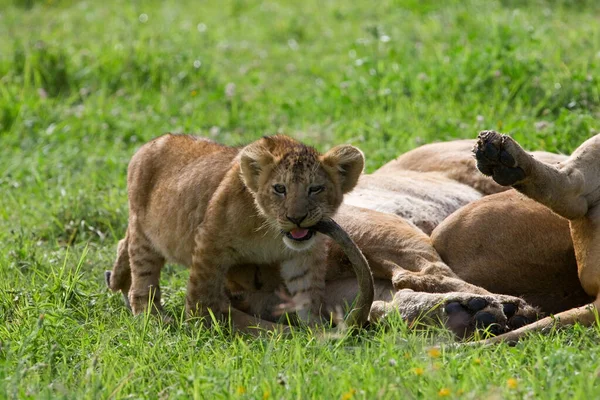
[287,214,308,226]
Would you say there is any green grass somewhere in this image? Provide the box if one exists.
[1,0,600,398]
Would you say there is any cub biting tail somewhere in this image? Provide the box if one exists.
[105,134,374,331]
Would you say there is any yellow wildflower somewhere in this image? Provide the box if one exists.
[427,347,442,358]
[507,378,518,389]
[341,388,356,400]
[413,367,425,376]
[236,386,246,395]
[438,388,451,397]
[428,348,441,358]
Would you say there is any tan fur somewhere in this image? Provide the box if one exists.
[106,134,366,329]
[344,171,482,234]
[462,131,600,344]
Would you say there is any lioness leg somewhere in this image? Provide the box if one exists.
[329,206,539,333]
[473,132,600,344]
[474,130,600,219]
[127,227,166,315]
[481,208,600,344]
[375,258,489,295]
[387,268,537,329]
[474,299,600,345]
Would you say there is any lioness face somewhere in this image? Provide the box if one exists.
[240,136,365,251]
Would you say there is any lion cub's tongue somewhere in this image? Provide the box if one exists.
[290,228,309,239]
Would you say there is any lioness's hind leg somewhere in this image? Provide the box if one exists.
[474,130,589,220]
[106,236,132,309]
[127,230,166,315]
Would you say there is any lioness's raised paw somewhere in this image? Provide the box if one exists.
[474,130,531,186]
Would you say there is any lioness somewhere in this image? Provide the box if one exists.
[376,138,588,316]
[105,134,373,331]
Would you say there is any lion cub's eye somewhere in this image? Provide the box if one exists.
[273,184,286,195]
[309,185,324,195]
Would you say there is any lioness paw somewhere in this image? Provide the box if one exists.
[496,295,540,330]
[371,290,539,340]
[474,130,529,186]
[441,295,507,338]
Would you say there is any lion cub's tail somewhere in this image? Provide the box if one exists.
[105,235,132,309]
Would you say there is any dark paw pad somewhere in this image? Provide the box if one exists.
[474,130,526,186]
[509,315,531,329]
[445,301,466,314]
[475,311,496,327]
[502,303,518,319]
[467,297,488,311]
[475,312,503,335]
[104,271,112,288]
[492,165,526,186]
[445,302,471,338]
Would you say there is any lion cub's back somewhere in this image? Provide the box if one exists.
[126,134,240,265]
[127,134,238,206]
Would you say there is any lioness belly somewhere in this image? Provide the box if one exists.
[344,172,481,234]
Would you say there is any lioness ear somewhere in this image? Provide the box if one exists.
[321,145,365,194]
[239,142,274,192]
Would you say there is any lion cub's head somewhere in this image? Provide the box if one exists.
[240,135,364,251]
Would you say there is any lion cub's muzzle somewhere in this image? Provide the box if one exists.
[280,211,322,243]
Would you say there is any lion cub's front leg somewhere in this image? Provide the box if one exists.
[279,242,328,324]
[185,238,232,320]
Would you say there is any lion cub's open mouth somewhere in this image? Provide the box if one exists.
[285,228,315,242]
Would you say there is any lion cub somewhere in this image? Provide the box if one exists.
[106,134,365,326]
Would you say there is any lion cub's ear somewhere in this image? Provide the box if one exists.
[240,142,275,192]
[321,145,365,194]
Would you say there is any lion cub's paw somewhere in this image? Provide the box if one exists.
[474,130,529,186]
